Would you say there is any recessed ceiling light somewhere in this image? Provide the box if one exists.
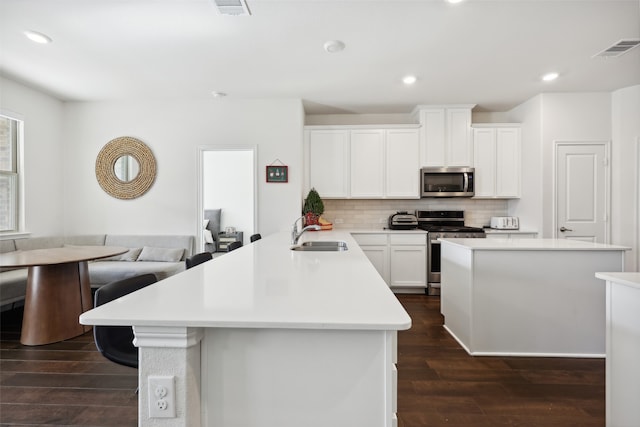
[402,75,417,85]
[323,40,345,53]
[542,72,559,82]
[24,30,52,44]
[211,91,227,98]
[446,0,465,4]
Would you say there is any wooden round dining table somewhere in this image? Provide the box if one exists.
[0,246,127,346]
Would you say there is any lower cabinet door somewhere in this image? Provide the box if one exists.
[361,245,390,285]
[389,245,426,288]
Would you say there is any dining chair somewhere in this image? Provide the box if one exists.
[185,252,213,269]
[250,233,262,242]
[93,274,158,369]
[227,241,242,252]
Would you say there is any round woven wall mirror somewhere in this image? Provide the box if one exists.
[95,136,157,200]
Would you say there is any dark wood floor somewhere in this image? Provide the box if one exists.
[397,295,604,427]
[0,306,138,426]
[1,295,604,426]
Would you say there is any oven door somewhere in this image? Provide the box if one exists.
[428,239,441,284]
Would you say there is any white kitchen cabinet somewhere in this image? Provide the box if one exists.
[413,105,475,167]
[352,232,427,293]
[472,124,521,198]
[352,233,390,284]
[306,129,349,197]
[350,129,385,198]
[386,128,420,198]
[305,125,420,199]
[389,234,427,290]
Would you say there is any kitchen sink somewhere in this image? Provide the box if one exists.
[290,241,349,251]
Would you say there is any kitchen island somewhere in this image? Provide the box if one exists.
[595,272,640,426]
[440,238,628,357]
[80,231,411,427]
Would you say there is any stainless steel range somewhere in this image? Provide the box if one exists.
[416,210,486,296]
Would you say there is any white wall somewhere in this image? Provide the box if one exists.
[0,77,65,237]
[61,98,304,239]
[539,93,612,239]
[506,89,638,270]
[611,85,640,271]
[507,93,612,238]
[505,95,543,234]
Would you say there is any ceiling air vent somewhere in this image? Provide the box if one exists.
[593,39,640,58]
[212,0,251,16]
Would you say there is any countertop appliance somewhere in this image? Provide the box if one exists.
[490,216,519,230]
[421,167,475,198]
[388,211,418,230]
[416,210,486,295]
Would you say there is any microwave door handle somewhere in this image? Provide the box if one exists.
[463,172,469,192]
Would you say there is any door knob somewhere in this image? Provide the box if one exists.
[559,226,573,232]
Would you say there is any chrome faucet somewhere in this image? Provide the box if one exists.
[291,216,321,245]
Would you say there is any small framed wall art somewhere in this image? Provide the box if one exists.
[266,165,288,183]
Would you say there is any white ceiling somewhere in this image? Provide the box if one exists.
[1,0,639,114]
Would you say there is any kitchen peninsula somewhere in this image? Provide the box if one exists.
[80,231,411,427]
[440,238,629,357]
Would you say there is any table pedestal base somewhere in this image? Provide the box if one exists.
[21,261,93,346]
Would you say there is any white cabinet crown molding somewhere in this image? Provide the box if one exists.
[410,104,477,118]
[304,124,420,130]
[472,123,521,128]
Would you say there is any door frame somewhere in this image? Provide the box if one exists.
[552,140,611,242]
[196,145,258,252]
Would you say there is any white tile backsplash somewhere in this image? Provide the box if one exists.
[323,199,508,229]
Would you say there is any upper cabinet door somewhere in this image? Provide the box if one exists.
[446,108,473,166]
[386,129,420,198]
[307,130,349,198]
[350,129,385,198]
[472,128,496,197]
[419,109,446,166]
[495,128,520,198]
[416,105,474,167]
[472,125,521,199]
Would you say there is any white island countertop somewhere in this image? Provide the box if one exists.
[595,272,640,289]
[80,230,411,331]
[439,237,630,251]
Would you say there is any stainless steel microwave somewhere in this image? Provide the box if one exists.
[420,167,475,197]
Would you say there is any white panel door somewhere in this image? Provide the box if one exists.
[386,129,420,198]
[350,129,385,197]
[308,130,349,198]
[555,142,608,242]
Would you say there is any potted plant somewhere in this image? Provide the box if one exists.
[302,188,324,226]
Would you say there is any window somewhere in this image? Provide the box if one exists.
[0,114,22,232]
